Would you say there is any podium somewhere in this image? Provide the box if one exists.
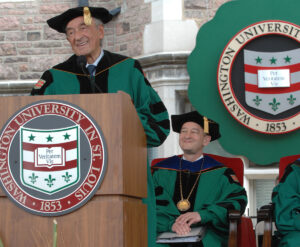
[0,93,147,246]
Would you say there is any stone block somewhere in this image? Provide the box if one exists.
[126,0,143,8]
[33,16,45,24]
[21,24,42,31]
[29,57,65,72]
[6,10,26,15]
[52,48,73,54]
[0,44,17,56]
[104,27,114,35]
[44,26,66,40]
[5,57,28,63]
[6,32,26,41]
[39,4,70,14]
[24,17,34,24]
[0,16,19,31]
[184,9,206,19]
[20,73,42,80]
[214,0,230,9]
[136,9,151,25]
[128,41,142,57]
[208,8,219,19]
[0,3,15,9]
[116,22,130,35]
[17,43,32,48]
[27,32,41,41]
[0,64,18,80]
[33,41,62,48]
[120,44,127,51]
[62,42,72,47]
[19,64,28,72]
[19,49,48,56]
[15,1,37,9]
[184,0,211,9]
[130,26,140,33]
[106,41,115,47]
[105,45,114,52]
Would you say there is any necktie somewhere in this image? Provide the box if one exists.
[87,65,96,92]
[87,65,96,76]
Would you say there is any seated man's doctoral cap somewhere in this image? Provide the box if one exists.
[47,6,113,33]
[171,111,221,141]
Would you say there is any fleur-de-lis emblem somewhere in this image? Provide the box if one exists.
[62,172,72,183]
[287,94,296,105]
[29,173,38,184]
[45,175,56,187]
[269,98,280,111]
[253,95,262,106]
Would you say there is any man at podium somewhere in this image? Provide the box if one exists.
[30,6,169,148]
[30,5,170,247]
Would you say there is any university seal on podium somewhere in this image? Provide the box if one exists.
[0,100,107,216]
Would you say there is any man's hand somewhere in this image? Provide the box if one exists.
[171,212,201,235]
[176,212,201,226]
[171,221,191,236]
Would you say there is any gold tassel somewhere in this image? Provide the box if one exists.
[203,116,209,134]
[83,7,92,26]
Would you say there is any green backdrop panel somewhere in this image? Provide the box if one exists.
[188,0,300,165]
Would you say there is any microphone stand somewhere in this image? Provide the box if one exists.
[76,56,103,93]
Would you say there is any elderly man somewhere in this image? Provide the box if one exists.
[31,6,169,147]
[152,111,247,247]
[272,160,300,247]
[31,6,170,247]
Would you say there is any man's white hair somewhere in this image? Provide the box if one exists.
[94,18,103,27]
[93,18,104,46]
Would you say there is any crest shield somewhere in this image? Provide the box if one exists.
[244,48,300,115]
[21,126,80,194]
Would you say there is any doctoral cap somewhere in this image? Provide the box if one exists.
[171,111,221,141]
[47,6,113,33]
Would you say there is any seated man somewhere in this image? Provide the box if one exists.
[272,159,300,247]
[152,111,247,247]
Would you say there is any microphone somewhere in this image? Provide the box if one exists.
[76,55,103,93]
[76,55,87,73]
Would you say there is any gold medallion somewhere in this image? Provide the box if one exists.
[177,158,204,212]
[177,199,190,211]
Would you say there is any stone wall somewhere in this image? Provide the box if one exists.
[184,0,229,27]
[0,0,230,81]
[0,0,151,81]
